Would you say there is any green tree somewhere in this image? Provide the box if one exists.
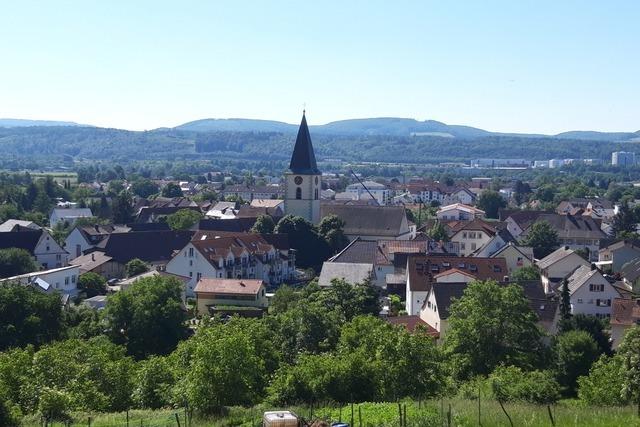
[426,220,449,241]
[161,183,183,198]
[318,214,350,254]
[77,272,107,298]
[130,179,160,198]
[559,314,612,356]
[104,275,187,358]
[250,214,276,234]
[559,278,571,320]
[269,285,301,315]
[444,280,544,379]
[0,283,63,350]
[578,355,626,406]
[275,215,331,269]
[618,326,640,415]
[132,356,174,409]
[554,330,600,396]
[510,265,540,282]
[111,190,134,224]
[165,209,202,230]
[489,365,560,405]
[125,258,149,277]
[0,247,38,278]
[522,220,560,259]
[477,190,507,219]
[612,203,638,238]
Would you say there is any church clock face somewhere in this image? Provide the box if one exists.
[294,176,303,185]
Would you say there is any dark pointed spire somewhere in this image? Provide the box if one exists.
[289,111,320,174]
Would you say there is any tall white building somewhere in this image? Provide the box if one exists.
[284,112,322,223]
[612,151,636,167]
[345,181,390,205]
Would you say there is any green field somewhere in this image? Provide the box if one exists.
[29,171,78,186]
[20,399,640,427]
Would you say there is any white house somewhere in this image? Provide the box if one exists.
[165,233,295,297]
[536,246,590,293]
[565,265,621,319]
[318,262,376,287]
[194,278,268,315]
[0,229,68,269]
[1,265,80,297]
[0,219,41,232]
[64,224,129,259]
[610,298,640,349]
[490,243,534,275]
[49,208,93,227]
[436,203,485,221]
[443,188,477,206]
[449,220,499,256]
[346,181,391,206]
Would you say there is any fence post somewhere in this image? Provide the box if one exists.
[351,402,354,427]
[358,405,362,427]
[127,410,130,427]
[398,402,402,427]
[175,412,182,427]
[88,416,92,427]
[447,403,452,427]
[547,405,555,426]
[477,383,481,427]
[403,404,407,427]
[497,400,513,427]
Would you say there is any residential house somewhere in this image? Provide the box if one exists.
[89,230,195,274]
[346,181,391,205]
[82,295,108,310]
[447,219,511,256]
[620,258,640,292]
[443,188,477,205]
[536,246,590,293]
[49,208,93,227]
[197,217,261,233]
[511,212,607,261]
[405,255,508,315]
[318,262,375,287]
[1,265,80,297]
[221,184,284,201]
[0,219,41,232]
[419,280,557,342]
[386,315,439,337]
[64,224,129,259]
[598,240,640,273]
[250,199,285,211]
[320,204,414,241]
[165,232,295,297]
[194,278,268,316]
[69,251,124,279]
[489,243,534,275]
[205,201,239,219]
[566,265,621,319]
[610,298,640,349]
[0,229,68,269]
[117,270,191,292]
[436,203,485,221]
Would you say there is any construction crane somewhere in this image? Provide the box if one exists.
[348,169,381,206]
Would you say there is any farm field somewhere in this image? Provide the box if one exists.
[20,399,640,427]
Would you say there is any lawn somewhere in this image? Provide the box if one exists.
[20,399,640,427]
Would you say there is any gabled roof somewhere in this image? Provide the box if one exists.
[432,268,477,281]
[490,242,534,260]
[69,251,114,273]
[320,204,408,237]
[407,255,508,292]
[536,246,588,270]
[437,203,485,215]
[565,265,612,294]
[599,239,640,254]
[197,218,259,233]
[0,219,40,232]
[430,282,468,319]
[0,229,43,254]
[318,262,374,287]
[611,298,640,326]
[386,315,439,337]
[189,233,286,269]
[195,278,264,295]
[621,258,640,283]
[289,112,320,175]
[96,230,195,264]
[51,208,93,219]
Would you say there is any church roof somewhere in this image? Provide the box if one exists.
[289,112,320,175]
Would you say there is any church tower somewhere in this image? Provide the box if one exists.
[284,111,321,223]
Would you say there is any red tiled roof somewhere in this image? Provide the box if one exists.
[387,315,439,337]
[194,278,264,295]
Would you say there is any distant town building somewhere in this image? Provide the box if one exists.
[548,159,563,168]
[471,159,529,168]
[612,151,636,167]
[346,181,391,205]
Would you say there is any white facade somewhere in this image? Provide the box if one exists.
[346,181,391,205]
[1,265,80,297]
[569,268,621,318]
[612,151,636,167]
[451,229,493,256]
[436,204,485,221]
[64,228,92,259]
[49,208,93,227]
[166,242,295,298]
[34,231,69,269]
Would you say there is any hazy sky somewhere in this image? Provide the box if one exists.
[1,1,638,133]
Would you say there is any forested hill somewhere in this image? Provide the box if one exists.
[0,125,639,170]
[176,117,640,141]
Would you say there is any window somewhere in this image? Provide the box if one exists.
[189,260,193,266]
[462,232,467,239]
[296,187,302,199]
[597,299,611,307]
[471,243,476,251]
[56,254,61,261]
[577,298,583,304]
[314,189,319,200]
[196,272,202,281]
[589,284,605,292]
[46,246,50,251]
[189,271,193,278]
[188,247,194,257]
[65,277,69,285]
[72,275,76,283]
[461,243,466,250]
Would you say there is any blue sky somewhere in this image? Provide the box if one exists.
[0,1,638,133]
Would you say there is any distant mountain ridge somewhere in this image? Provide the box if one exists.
[175,117,640,141]
[0,118,85,128]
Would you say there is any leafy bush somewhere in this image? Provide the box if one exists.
[578,355,627,406]
[489,366,560,405]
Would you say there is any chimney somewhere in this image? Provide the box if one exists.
[91,253,95,261]
[564,246,569,250]
[591,263,597,271]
